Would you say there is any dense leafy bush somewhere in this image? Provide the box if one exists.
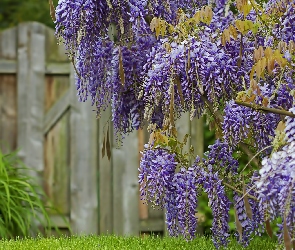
[0,148,52,238]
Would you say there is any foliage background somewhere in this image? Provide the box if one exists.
[0,0,57,30]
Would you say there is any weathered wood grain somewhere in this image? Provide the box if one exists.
[98,107,113,235]
[113,129,139,236]
[175,112,190,153]
[191,117,204,160]
[44,111,70,215]
[0,75,17,153]
[0,60,16,73]
[69,65,98,235]
[45,63,71,75]
[138,128,148,220]
[44,91,71,134]
[0,27,17,60]
[17,22,45,175]
[45,75,70,112]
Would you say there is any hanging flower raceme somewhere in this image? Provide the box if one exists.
[255,107,295,243]
[171,166,201,239]
[138,146,178,207]
[203,165,231,248]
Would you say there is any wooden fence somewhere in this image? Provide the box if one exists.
[0,22,204,236]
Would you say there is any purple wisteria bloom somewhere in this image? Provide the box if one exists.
[204,165,231,248]
[255,107,295,243]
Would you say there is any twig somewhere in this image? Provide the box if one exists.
[200,95,223,123]
[201,96,260,167]
[223,182,258,201]
[235,101,295,118]
[235,184,257,205]
[239,142,259,167]
[240,145,272,174]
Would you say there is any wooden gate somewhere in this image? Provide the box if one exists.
[0,22,98,235]
[0,22,204,236]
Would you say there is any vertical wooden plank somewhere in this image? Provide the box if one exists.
[112,129,139,236]
[175,112,190,153]
[0,75,17,153]
[0,26,17,153]
[98,107,113,235]
[190,117,204,160]
[69,65,98,235]
[138,128,148,220]
[44,111,70,215]
[17,22,45,178]
[0,27,17,59]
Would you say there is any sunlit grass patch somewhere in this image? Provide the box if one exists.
[0,235,279,250]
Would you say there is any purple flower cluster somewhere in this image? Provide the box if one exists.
[255,107,295,242]
[203,165,231,248]
[55,0,109,55]
[233,192,253,247]
[75,39,113,116]
[223,100,279,150]
[171,166,200,239]
[206,139,239,174]
[223,101,252,147]
[139,147,203,239]
[139,146,177,207]
[247,172,266,236]
[281,4,295,43]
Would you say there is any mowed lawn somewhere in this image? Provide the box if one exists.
[0,235,279,250]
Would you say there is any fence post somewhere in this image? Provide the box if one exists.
[98,107,113,235]
[17,22,45,181]
[112,130,139,235]
[69,66,99,235]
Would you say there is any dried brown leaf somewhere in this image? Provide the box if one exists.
[283,219,292,250]
[289,41,295,52]
[186,49,191,76]
[175,75,184,106]
[149,132,155,144]
[265,219,273,238]
[119,47,125,85]
[49,0,56,21]
[276,121,286,133]
[264,47,273,59]
[243,184,253,220]
[106,127,111,161]
[169,83,175,127]
[102,135,106,158]
[229,25,238,39]
[278,41,287,52]
[262,97,269,107]
[267,57,275,74]
[150,17,158,32]
[234,207,243,241]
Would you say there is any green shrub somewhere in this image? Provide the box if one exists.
[0,148,52,238]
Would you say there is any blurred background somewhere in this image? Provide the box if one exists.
[0,0,57,30]
[0,0,219,238]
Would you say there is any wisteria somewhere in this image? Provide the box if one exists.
[54,0,295,248]
[204,166,231,248]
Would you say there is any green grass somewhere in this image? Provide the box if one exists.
[0,235,279,250]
